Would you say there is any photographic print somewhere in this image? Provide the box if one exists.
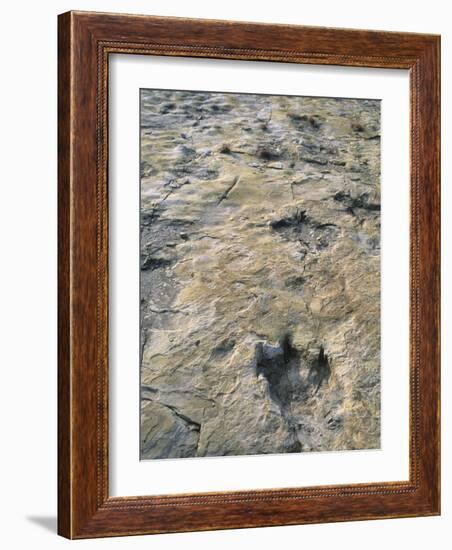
[140,89,381,460]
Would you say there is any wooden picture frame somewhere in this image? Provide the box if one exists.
[58,10,440,539]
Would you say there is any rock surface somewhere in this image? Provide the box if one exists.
[140,89,381,459]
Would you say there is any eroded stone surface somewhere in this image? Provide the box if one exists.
[140,90,381,459]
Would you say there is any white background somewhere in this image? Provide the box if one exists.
[110,56,409,496]
[0,0,449,548]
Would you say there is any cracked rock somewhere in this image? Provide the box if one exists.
[140,89,381,459]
